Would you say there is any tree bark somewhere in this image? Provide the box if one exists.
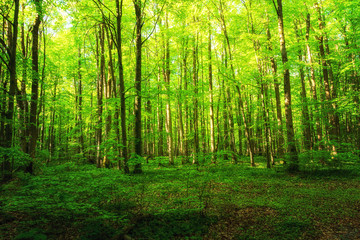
[178,47,184,159]
[78,48,85,156]
[115,0,129,173]
[164,14,174,165]
[26,0,42,175]
[219,1,254,165]
[133,0,143,173]
[305,13,323,151]
[274,0,299,171]
[96,25,105,168]
[192,35,199,164]
[157,68,164,156]
[2,0,20,181]
[208,16,216,163]
[103,25,115,168]
[266,19,284,158]
[294,20,312,151]
[316,2,337,156]
[182,40,189,163]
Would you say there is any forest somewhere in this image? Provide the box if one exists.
[1,0,360,239]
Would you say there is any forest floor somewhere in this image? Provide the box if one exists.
[1,156,360,240]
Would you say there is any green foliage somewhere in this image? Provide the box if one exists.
[79,218,116,240]
[129,210,215,239]
[1,161,360,239]
[14,228,47,240]
[274,218,313,239]
[36,149,51,162]
[0,147,32,173]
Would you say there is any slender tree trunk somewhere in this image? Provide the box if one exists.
[164,14,174,165]
[251,18,272,167]
[38,28,46,151]
[316,2,337,156]
[133,0,143,173]
[49,80,57,162]
[275,0,299,171]
[182,41,189,162]
[261,83,272,168]
[178,49,184,159]
[294,20,312,151]
[192,35,199,164]
[221,77,229,156]
[208,17,216,163]
[219,2,254,165]
[101,25,115,168]
[157,68,164,156]
[96,25,105,168]
[27,0,42,175]
[305,13,323,151]
[2,0,19,181]
[115,0,129,173]
[266,17,284,159]
[252,35,272,167]
[19,5,29,153]
[78,48,84,155]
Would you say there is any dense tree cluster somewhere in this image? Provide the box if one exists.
[1,0,359,179]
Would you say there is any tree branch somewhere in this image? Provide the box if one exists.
[0,54,10,71]
[141,2,165,45]
[272,0,279,16]
[0,11,14,26]
[0,38,10,56]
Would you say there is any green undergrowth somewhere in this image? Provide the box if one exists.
[1,157,360,239]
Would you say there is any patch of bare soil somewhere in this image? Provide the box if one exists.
[314,208,360,240]
[204,204,278,239]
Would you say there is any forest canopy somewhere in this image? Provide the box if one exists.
[1,0,360,178]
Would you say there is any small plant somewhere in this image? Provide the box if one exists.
[80,218,116,240]
[14,228,47,240]
[0,147,32,174]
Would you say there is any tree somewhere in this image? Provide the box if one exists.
[294,19,312,151]
[0,0,20,181]
[273,0,299,172]
[316,1,338,157]
[96,24,105,168]
[208,13,216,163]
[115,0,129,173]
[133,0,143,174]
[163,11,174,165]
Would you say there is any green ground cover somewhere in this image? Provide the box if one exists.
[1,157,360,239]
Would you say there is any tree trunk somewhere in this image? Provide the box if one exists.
[164,14,174,165]
[178,49,184,159]
[27,0,42,174]
[182,40,189,163]
[275,0,299,171]
[18,5,29,153]
[115,0,129,173]
[157,68,164,156]
[294,20,312,151]
[305,13,323,151]
[2,0,19,181]
[133,0,143,173]
[316,2,337,156]
[78,48,85,155]
[96,25,105,168]
[208,17,216,163]
[192,35,199,164]
[49,80,57,162]
[266,17,284,158]
[219,1,254,165]
[102,24,115,168]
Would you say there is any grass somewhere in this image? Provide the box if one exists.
[1,156,360,239]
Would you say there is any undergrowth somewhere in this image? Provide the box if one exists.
[1,157,360,239]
